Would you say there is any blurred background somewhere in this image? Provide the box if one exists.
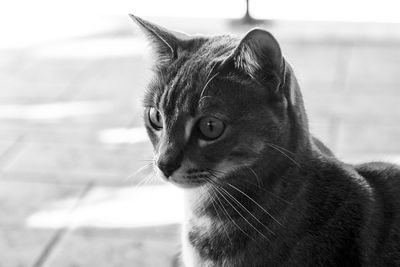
[1,0,400,266]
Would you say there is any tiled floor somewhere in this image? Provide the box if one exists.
[43,226,180,267]
[0,227,56,267]
[1,18,400,266]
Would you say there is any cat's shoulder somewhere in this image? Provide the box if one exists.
[354,161,400,215]
[355,161,400,181]
[355,161,400,194]
[354,162,400,264]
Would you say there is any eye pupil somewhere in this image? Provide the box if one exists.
[198,117,225,140]
[207,120,214,131]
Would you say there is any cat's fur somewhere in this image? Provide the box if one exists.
[130,15,400,266]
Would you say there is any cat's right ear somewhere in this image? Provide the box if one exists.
[129,14,187,62]
[217,29,284,88]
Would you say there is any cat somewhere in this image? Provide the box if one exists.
[130,15,400,267]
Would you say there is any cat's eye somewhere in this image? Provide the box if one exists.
[198,117,225,140]
[148,107,163,130]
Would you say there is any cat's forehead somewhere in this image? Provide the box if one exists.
[158,65,209,117]
[155,36,238,115]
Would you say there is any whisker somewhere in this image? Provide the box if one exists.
[227,183,283,227]
[130,170,155,189]
[207,176,275,235]
[205,177,269,240]
[266,143,301,168]
[125,160,157,191]
[246,166,262,187]
[267,143,296,156]
[217,185,269,240]
[198,95,213,104]
[240,179,293,205]
[206,177,261,244]
[199,61,219,99]
[125,162,154,182]
[200,72,219,99]
[209,168,292,206]
[205,184,233,245]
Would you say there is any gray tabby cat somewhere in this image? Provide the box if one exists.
[130,15,400,267]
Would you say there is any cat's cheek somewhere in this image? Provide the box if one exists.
[212,160,241,179]
[196,137,238,163]
[247,140,266,156]
[197,138,226,149]
[145,127,161,148]
[198,139,208,148]
[211,154,259,179]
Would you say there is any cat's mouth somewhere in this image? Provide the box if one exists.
[154,164,212,188]
[168,174,208,188]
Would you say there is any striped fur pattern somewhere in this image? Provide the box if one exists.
[131,15,400,267]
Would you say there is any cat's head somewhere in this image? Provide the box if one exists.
[131,15,307,188]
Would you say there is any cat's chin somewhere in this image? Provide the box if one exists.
[168,177,207,189]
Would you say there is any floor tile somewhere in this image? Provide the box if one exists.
[0,100,138,132]
[0,125,96,145]
[0,180,85,227]
[2,141,154,185]
[0,124,27,142]
[9,57,92,87]
[0,82,68,101]
[0,141,17,157]
[67,185,182,229]
[0,123,149,146]
[0,226,55,267]
[0,139,23,170]
[71,57,152,101]
[43,226,180,267]
[0,51,32,85]
[0,51,28,71]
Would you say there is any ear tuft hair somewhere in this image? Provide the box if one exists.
[129,14,182,62]
[233,29,283,78]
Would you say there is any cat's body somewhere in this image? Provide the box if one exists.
[183,154,400,267]
[130,15,400,266]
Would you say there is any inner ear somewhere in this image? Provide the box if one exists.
[129,14,188,62]
[218,29,283,79]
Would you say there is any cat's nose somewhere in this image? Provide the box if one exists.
[158,162,181,178]
[157,144,183,178]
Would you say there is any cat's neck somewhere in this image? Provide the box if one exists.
[181,164,307,266]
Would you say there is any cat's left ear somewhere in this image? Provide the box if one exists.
[129,14,187,62]
[220,28,284,83]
